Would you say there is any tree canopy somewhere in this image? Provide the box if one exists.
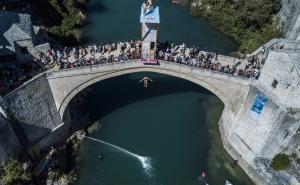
[1,160,32,185]
[191,0,282,53]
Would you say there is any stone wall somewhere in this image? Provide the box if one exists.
[225,88,299,184]
[278,0,300,40]
[220,49,300,185]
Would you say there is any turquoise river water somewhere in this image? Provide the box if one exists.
[71,73,254,185]
[71,0,254,185]
[83,0,238,54]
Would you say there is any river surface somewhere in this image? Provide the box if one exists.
[83,0,238,55]
[71,72,253,185]
[72,0,253,185]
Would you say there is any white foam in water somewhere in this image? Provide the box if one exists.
[83,136,154,176]
[137,156,154,176]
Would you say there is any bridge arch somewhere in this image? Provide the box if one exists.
[57,66,237,118]
[2,60,250,146]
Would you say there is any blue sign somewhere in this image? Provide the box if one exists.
[251,92,268,117]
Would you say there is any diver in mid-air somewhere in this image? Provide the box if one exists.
[139,76,153,88]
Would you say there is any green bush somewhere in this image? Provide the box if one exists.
[46,0,87,42]
[48,169,61,181]
[1,160,32,185]
[271,153,291,171]
[49,25,62,36]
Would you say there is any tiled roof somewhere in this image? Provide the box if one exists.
[0,10,33,55]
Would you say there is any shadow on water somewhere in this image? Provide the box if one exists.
[67,72,215,124]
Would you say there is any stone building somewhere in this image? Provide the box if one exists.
[0,10,50,64]
[223,45,300,184]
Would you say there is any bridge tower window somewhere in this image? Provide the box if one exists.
[150,42,155,50]
[271,79,278,88]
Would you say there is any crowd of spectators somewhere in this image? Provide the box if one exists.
[39,40,262,79]
[157,42,261,79]
[1,40,263,95]
[39,40,142,69]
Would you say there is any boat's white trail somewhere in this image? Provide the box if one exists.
[83,136,153,176]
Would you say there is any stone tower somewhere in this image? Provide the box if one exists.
[140,0,160,62]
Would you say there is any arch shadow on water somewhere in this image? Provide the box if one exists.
[66,72,214,185]
[64,72,217,127]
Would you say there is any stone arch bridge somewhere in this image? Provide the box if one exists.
[50,60,250,117]
[2,60,250,145]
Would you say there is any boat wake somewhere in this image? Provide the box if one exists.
[83,135,154,177]
[137,156,154,176]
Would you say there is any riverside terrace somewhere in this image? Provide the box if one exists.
[40,41,262,78]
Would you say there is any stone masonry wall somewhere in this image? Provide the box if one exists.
[278,0,300,40]
[220,49,300,185]
[221,85,299,185]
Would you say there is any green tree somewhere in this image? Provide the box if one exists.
[192,0,282,53]
[271,153,291,171]
[1,160,32,185]
[46,0,86,42]
[48,169,61,181]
